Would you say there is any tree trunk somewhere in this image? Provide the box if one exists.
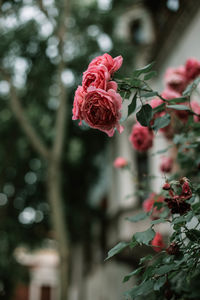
[46,159,69,300]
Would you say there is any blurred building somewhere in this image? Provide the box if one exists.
[80,1,200,300]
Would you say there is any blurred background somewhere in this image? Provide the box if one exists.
[0,0,200,299]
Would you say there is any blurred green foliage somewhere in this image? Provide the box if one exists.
[0,0,136,297]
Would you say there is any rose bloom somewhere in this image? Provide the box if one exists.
[161,89,181,101]
[185,58,200,81]
[150,97,164,121]
[113,157,128,168]
[143,193,164,219]
[151,232,165,252]
[82,64,110,92]
[73,86,123,137]
[162,89,189,123]
[191,101,200,122]
[164,66,187,93]
[160,156,173,173]
[88,53,123,75]
[150,97,164,110]
[129,122,153,152]
[72,85,85,122]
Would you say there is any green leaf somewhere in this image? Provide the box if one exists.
[123,266,144,283]
[139,254,153,265]
[166,104,190,111]
[183,77,200,96]
[129,238,139,249]
[141,91,158,98]
[144,70,157,81]
[154,264,176,275]
[133,228,155,246]
[185,229,200,242]
[151,145,173,156]
[159,209,170,218]
[172,215,187,225]
[152,103,165,114]
[131,78,143,88]
[168,96,189,104]
[128,93,137,117]
[126,212,149,222]
[136,104,153,127]
[132,62,155,78]
[152,113,171,132]
[125,280,154,298]
[151,218,167,225]
[105,242,129,260]
[154,276,166,291]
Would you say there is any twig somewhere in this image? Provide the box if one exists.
[38,0,49,19]
[0,68,50,160]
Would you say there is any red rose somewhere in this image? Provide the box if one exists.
[185,58,200,80]
[151,232,165,252]
[129,122,153,152]
[143,193,164,219]
[80,86,123,137]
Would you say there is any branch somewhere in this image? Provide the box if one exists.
[0,69,50,160]
[38,0,49,19]
[52,0,71,162]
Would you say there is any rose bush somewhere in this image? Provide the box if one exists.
[73,54,200,299]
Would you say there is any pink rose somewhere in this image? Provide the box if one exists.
[191,101,200,122]
[150,97,166,128]
[150,97,164,109]
[151,232,165,252]
[129,122,153,152]
[82,65,110,92]
[113,157,128,168]
[185,58,200,80]
[162,89,189,123]
[89,53,123,74]
[72,86,85,122]
[164,66,187,93]
[80,86,123,137]
[161,89,181,100]
[160,157,173,173]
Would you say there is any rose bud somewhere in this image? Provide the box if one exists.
[163,183,171,190]
[113,157,128,169]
